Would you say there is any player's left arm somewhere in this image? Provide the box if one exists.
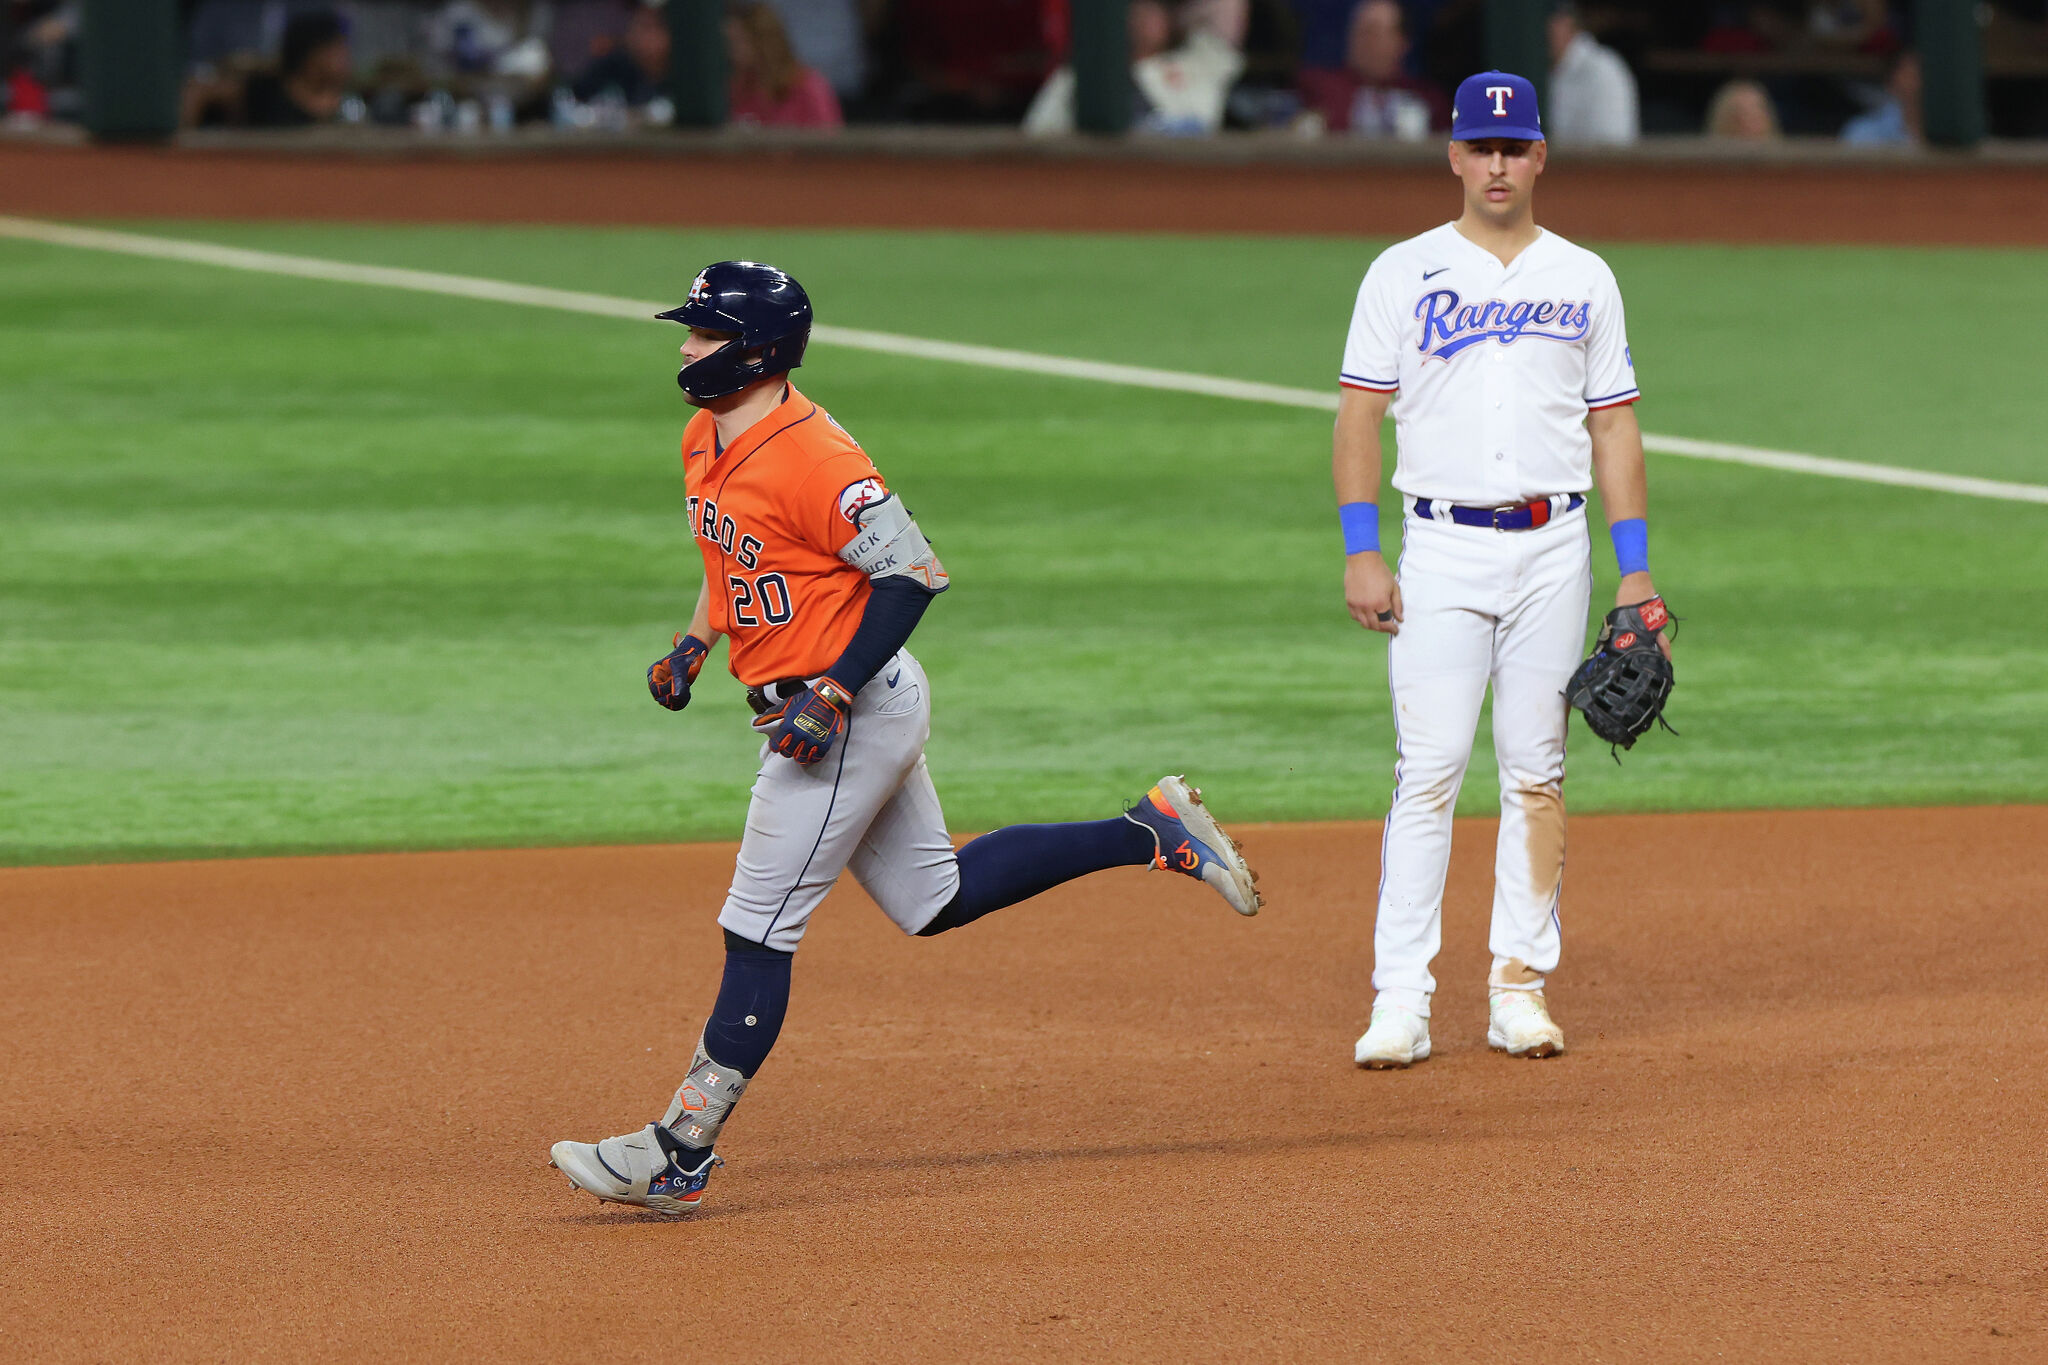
[1581,265,1669,655]
[1587,403,1671,658]
[823,480,948,687]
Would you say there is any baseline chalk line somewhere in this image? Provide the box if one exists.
[5,215,2043,507]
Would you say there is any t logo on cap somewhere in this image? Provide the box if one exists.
[1451,70,1545,142]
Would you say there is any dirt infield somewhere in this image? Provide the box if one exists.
[6,138,2044,1361]
[6,807,2045,1361]
[3,140,2046,244]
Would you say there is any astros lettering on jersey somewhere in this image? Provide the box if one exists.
[1340,222,1639,505]
[679,384,893,685]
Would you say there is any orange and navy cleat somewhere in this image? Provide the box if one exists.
[1123,774,1262,916]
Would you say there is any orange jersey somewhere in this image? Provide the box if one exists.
[680,385,887,686]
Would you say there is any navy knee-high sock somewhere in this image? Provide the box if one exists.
[698,928,792,1076]
[916,816,1155,936]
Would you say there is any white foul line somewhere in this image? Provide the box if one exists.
[5,214,2044,507]
[1631,433,2048,505]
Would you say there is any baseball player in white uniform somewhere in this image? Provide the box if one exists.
[1335,71,1669,1067]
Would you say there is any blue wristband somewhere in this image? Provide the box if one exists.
[1609,518,1649,576]
[1339,501,1380,555]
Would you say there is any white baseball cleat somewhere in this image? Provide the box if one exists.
[549,1122,722,1215]
[1487,989,1565,1058]
[1354,1002,1431,1069]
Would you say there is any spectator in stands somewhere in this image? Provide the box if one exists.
[1546,0,1637,145]
[727,0,843,128]
[764,0,866,104]
[8,0,75,123]
[425,0,550,82]
[1841,48,1920,144]
[1023,0,1246,136]
[549,0,633,83]
[1704,77,1780,139]
[242,10,351,125]
[1297,0,1448,139]
[570,4,667,106]
[1808,0,1896,51]
[187,0,324,68]
[878,0,1048,123]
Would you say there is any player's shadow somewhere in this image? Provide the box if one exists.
[549,1126,1419,1224]
[752,1126,1408,1178]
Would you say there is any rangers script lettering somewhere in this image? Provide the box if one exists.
[1415,290,1592,359]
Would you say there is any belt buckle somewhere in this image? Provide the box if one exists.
[1491,504,1513,532]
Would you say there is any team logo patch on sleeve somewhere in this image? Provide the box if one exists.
[837,477,888,524]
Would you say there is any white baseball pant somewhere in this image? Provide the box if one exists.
[1372,504,1592,1013]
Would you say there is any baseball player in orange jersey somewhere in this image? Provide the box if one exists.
[549,261,1263,1215]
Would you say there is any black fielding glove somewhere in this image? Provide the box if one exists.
[1566,597,1677,756]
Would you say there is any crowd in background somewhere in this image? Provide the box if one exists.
[5,0,2048,141]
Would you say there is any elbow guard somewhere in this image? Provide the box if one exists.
[836,493,949,593]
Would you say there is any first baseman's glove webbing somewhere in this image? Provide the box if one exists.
[1566,597,1678,759]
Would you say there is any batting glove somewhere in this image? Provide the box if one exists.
[767,677,853,765]
[648,633,711,712]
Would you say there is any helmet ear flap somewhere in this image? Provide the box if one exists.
[677,337,745,401]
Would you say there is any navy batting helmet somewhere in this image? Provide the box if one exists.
[656,261,812,402]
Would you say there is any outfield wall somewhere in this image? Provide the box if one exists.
[2,134,2044,245]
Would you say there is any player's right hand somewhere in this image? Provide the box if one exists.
[648,633,711,711]
[1344,552,1403,635]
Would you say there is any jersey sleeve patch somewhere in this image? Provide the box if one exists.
[837,477,889,525]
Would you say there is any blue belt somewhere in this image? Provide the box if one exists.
[1412,493,1583,531]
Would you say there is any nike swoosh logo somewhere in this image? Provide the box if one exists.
[1422,268,1449,281]
[886,668,902,687]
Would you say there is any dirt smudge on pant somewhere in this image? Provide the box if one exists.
[1490,957,1544,988]
[1525,785,1566,909]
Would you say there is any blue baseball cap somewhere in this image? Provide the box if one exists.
[1451,71,1544,142]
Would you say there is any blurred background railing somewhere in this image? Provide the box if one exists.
[2,0,2035,150]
